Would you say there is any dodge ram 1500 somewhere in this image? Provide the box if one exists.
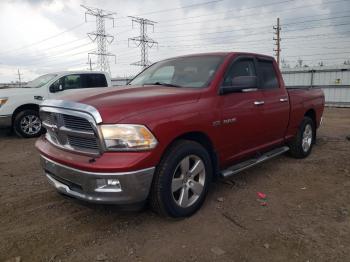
[35,52,325,217]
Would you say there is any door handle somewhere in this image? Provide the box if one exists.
[34,96,44,101]
[254,101,265,106]
[279,98,288,102]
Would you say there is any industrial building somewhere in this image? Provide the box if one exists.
[282,65,350,107]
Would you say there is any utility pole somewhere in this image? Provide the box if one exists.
[17,68,22,88]
[86,58,95,71]
[273,17,281,67]
[128,16,158,68]
[81,5,116,75]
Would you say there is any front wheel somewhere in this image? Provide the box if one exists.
[13,109,43,138]
[288,116,315,158]
[150,140,213,218]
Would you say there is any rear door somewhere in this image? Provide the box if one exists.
[218,56,266,163]
[256,58,289,147]
[83,73,108,88]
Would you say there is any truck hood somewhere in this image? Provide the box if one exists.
[0,87,40,96]
[61,85,202,123]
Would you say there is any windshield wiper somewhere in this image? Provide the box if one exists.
[143,82,182,87]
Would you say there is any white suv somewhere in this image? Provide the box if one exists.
[0,71,111,138]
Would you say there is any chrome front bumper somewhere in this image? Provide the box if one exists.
[40,155,155,204]
[0,115,11,128]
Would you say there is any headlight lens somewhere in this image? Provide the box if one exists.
[101,124,158,151]
[0,98,8,107]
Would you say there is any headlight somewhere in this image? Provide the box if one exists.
[0,98,8,107]
[101,124,158,151]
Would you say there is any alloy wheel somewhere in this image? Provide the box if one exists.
[171,155,206,208]
[302,124,313,152]
[20,115,42,135]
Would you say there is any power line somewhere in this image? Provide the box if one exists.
[153,0,347,28]
[107,0,296,29]
[284,21,350,32]
[150,14,350,41]
[131,0,223,16]
[4,37,91,58]
[128,16,158,68]
[82,5,116,75]
[144,20,350,43]
[283,51,350,58]
[20,48,95,67]
[283,30,350,40]
[1,0,348,57]
[15,23,350,69]
[3,0,348,59]
[150,12,350,36]
[110,0,347,31]
[0,22,86,56]
[2,0,350,75]
[283,14,350,27]
[154,0,295,26]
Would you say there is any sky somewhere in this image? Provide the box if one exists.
[0,0,349,82]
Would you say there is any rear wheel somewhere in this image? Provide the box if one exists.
[13,109,42,138]
[150,140,212,218]
[288,116,315,158]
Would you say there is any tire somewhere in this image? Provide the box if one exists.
[150,140,213,218]
[13,109,43,138]
[288,116,315,158]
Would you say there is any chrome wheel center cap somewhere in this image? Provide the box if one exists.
[183,172,191,183]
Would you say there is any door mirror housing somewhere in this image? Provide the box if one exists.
[220,76,258,95]
[49,82,63,93]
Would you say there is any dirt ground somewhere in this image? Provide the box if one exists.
[0,107,349,262]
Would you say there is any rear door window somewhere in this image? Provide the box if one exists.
[257,60,279,89]
[84,74,108,88]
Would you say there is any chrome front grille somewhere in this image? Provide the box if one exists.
[62,114,93,131]
[67,135,99,150]
[41,109,101,155]
[45,112,56,126]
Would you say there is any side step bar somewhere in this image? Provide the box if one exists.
[221,146,290,178]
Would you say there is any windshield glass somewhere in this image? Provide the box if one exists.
[23,74,57,88]
[128,55,225,88]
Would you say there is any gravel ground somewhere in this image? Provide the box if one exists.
[0,107,349,262]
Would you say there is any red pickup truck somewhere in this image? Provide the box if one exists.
[36,52,324,217]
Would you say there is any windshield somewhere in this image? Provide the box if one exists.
[23,74,57,88]
[128,55,225,88]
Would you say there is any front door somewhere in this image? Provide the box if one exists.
[218,56,266,164]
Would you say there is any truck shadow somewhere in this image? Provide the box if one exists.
[0,128,13,138]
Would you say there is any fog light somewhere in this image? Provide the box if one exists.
[108,179,119,186]
[95,178,122,192]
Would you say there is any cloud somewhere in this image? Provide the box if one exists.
[8,0,55,6]
[0,0,349,82]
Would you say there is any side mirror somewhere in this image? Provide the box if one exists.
[220,76,258,95]
[50,83,63,93]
